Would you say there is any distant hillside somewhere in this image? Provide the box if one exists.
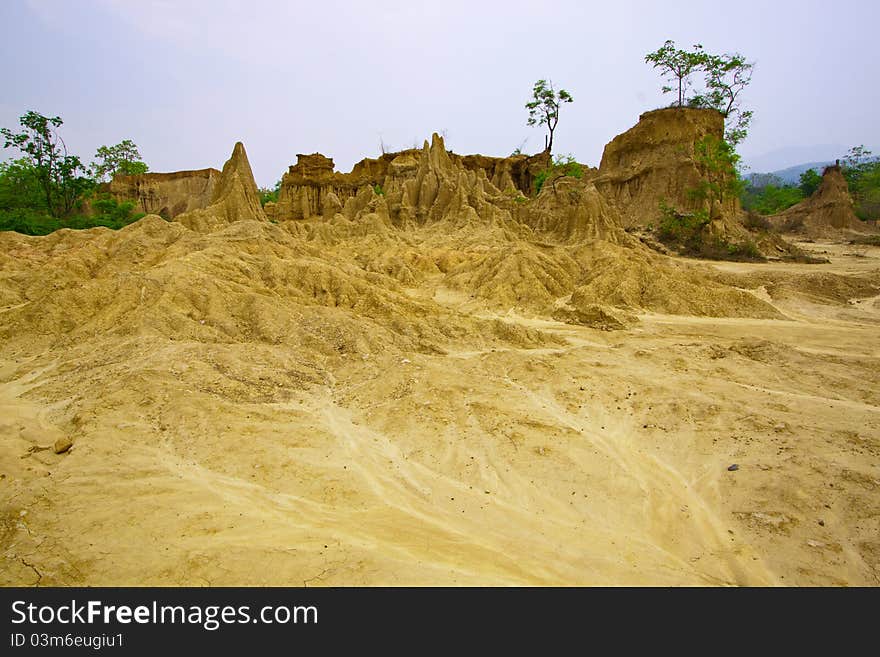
[748,160,834,187]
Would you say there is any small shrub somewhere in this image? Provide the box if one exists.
[534,154,583,194]
[654,201,764,262]
[373,184,385,196]
[534,170,550,195]
[656,200,710,249]
[258,189,278,206]
[743,210,771,232]
[695,238,764,262]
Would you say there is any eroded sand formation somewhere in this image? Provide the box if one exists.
[1,110,878,586]
[769,164,879,239]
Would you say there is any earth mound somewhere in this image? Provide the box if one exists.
[769,165,877,238]
[594,107,729,227]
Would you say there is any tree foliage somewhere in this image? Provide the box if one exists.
[690,135,745,212]
[92,139,148,181]
[798,168,821,197]
[645,41,755,145]
[258,179,282,206]
[741,184,803,215]
[644,40,707,108]
[525,79,573,154]
[1,110,148,233]
[693,52,754,145]
[841,145,880,220]
[0,158,46,213]
[1,111,93,216]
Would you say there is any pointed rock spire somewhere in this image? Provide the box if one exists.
[176,141,267,231]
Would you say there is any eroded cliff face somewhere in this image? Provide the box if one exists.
[769,165,877,237]
[594,107,734,228]
[270,141,552,224]
[108,168,219,219]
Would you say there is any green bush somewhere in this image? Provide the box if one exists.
[656,200,710,248]
[373,183,385,196]
[0,208,58,235]
[0,196,144,235]
[798,168,821,197]
[534,154,583,194]
[258,180,281,207]
[694,238,763,261]
[91,197,142,227]
[740,184,803,215]
[656,202,763,261]
[533,170,550,195]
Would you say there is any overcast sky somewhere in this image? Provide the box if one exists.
[1,0,877,185]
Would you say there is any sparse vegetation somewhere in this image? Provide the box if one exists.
[0,196,144,235]
[656,202,762,260]
[849,234,880,246]
[373,183,385,196]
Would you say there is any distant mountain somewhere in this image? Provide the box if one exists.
[742,144,845,173]
[746,161,834,187]
[767,161,835,185]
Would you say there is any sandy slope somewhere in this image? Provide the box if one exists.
[1,234,877,586]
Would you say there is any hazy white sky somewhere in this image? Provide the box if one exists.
[1,0,877,184]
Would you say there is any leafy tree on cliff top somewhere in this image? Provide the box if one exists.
[525,79,573,154]
[92,139,148,181]
[646,41,755,146]
[644,40,708,108]
[693,51,755,146]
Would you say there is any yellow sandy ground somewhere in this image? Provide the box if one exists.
[1,240,878,586]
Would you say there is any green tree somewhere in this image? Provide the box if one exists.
[745,184,803,215]
[693,52,754,145]
[258,179,282,206]
[1,111,92,216]
[841,146,880,220]
[92,139,148,181]
[525,79,573,154]
[0,158,46,212]
[798,168,821,197]
[644,40,708,107]
[842,145,873,179]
